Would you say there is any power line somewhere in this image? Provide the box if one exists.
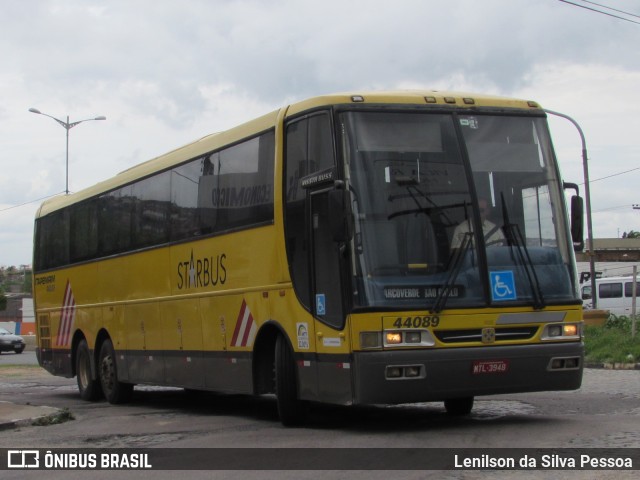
[557,0,640,25]
[582,0,640,20]
[0,192,64,213]
[593,204,637,213]
[573,166,640,186]
[591,166,640,183]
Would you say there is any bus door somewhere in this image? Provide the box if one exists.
[285,111,353,404]
[310,187,353,404]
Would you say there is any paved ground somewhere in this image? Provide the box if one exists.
[1,354,638,480]
[1,351,639,439]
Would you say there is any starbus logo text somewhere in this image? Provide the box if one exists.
[177,250,227,290]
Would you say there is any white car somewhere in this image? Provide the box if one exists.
[0,327,25,354]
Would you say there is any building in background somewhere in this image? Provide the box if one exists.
[0,294,34,335]
[576,238,640,283]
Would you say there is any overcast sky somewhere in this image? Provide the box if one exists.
[1,0,639,267]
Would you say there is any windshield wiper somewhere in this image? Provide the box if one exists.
[431,231,472,314]
[500,195,545,310]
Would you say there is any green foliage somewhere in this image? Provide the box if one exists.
[584,314,640,364]
[0,265,32,295]
[605,313,631,330]
[31,408,75,426]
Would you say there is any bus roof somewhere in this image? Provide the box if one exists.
[36,90,543,218]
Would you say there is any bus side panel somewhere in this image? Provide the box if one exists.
[103,304,129,382]
[201,293,261,394]
[162,299,204,389]
[125,302,165,385]
[269,289,319,401]
[314,319,354,405]
[267,294,354,406]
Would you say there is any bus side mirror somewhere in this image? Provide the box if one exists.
[570,195,584,252]
[564,182,584,252]
[328,186,354,243]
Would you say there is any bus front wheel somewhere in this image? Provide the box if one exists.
[98,339,133,404]
[275,334,305,426]
[76,339,102,401]
[444,396,474,416]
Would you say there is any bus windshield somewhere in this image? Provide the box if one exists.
[340,111,577,311]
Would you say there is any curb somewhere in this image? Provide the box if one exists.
[0,401,62,431]
[585,363,640,370]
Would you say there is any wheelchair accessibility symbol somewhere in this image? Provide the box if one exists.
[490,271,517,301]
[316,294,326,316]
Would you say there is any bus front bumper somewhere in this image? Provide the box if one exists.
[352,342,583,405]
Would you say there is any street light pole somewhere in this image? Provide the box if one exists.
[544,109,597,309]
[29,108,106,195]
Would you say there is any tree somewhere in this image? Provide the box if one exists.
[0,286,6,311]
[23,270,32,294]
[622,230,640,239]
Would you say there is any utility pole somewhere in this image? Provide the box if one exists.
[29,108,106,195]
[545,109,597,308]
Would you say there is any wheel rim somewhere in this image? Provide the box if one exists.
[78,351,90,389]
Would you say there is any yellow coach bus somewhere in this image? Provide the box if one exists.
[33,91,585,425]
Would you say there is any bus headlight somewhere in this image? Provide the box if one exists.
[541,323,581,341]
[383,330,436,347]
[385,332,403,344]
[548,325,563,337]
[360,332,382,349]
[404,331,422,343]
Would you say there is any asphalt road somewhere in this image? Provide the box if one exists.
[0,352,638,480]
[0,350,39,365]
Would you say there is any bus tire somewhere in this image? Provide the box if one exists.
[76,339,102,401]
[98,339,133,404]
[444,396,474,416]
[275,334,305,426]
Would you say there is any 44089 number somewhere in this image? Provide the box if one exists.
[392,316,440,328]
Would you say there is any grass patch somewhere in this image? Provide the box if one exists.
[0,364,41,369]
[31,408,75,426]
[584,314,640,364]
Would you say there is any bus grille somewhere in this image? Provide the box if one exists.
[434,327,538,344]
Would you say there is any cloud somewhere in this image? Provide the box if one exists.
[1,0,639,265]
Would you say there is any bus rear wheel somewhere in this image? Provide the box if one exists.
[98,339,133,404]
[76,339,102,401]
[275,334,305,426]
[444,396,474,416]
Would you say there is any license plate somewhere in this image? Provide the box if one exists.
[472,359,509,374]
